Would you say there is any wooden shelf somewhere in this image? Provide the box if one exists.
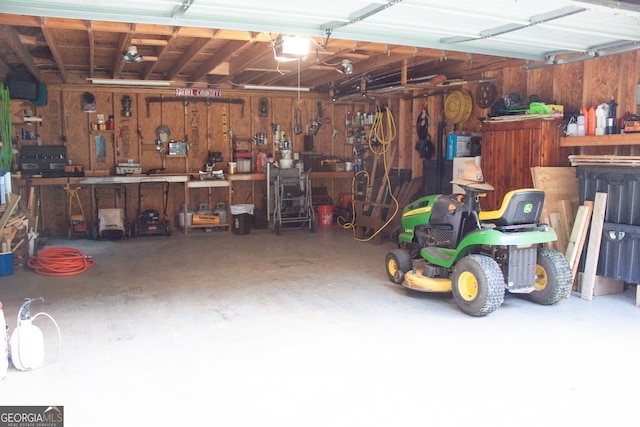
[561,133,640,147]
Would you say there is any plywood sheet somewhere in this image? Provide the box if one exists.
[531,166,579,213]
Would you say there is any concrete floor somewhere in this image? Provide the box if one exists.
[0,226,639,427]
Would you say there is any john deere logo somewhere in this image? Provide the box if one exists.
[523,203,533,213]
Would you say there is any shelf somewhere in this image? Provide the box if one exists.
[23,117,42,123]
[561,133,640,147]
[185,223,229,230]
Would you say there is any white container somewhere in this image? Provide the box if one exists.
[178,211,194,228]
[0,301,7,380]
[279,159,293,169]
[236,158,251,173]
[281,149,292,160]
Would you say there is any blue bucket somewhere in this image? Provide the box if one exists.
[0,252,14,277]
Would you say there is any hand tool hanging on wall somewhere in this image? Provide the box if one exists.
[190,103,200,159]
[414,102,434,160]
[294,108,302,135]
[145,96,245,118]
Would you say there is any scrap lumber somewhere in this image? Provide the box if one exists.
[560,199,574,235]
[565,202,594,292]
[0,194,21,232]
[531,167,579,251]
[549,213,568,254]
[580,193,607,301]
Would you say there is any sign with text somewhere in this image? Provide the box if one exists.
[175,88,222,98]
[0,406,64,427]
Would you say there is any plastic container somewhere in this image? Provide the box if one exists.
[231,204,254,235]
[0,301,7,380]
[577,166,640,225]
[318,205,333,227]
[232,214,251,235]
[0,252,13,277]
[178,211,194,228]
[598,222,640,284]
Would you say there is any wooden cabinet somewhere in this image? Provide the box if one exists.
[480,119,570,210]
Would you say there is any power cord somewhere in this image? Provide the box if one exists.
[27,246,95,276]
[337,107,399,242]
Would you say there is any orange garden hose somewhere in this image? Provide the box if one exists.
[27,246,95,276]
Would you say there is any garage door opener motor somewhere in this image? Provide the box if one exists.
[9,298,61,371]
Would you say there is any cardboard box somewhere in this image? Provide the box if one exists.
[576,273,625,296]
[446,134,471,160]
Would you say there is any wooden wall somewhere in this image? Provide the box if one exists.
[10,50,639,235]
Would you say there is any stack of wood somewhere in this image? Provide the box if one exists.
[0,193,30,271]
[531,167,579,254]
[532,167,634,304]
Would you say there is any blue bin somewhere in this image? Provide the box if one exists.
[0,252,14,277]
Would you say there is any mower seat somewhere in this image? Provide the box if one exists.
[479,189,545,226]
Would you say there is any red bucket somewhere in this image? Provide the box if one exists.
[317,205,333,227]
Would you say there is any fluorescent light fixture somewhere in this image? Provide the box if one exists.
[244,85,310,92]
[89,78,172,87]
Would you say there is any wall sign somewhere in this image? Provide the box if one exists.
[175,88,222,98]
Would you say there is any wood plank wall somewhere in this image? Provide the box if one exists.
[11,51,639,235]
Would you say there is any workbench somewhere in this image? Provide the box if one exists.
[12,171,355,236]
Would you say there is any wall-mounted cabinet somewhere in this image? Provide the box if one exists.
[481,119,570,211]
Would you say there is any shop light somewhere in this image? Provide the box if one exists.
[243,85,310,92]
[89,78,172,87]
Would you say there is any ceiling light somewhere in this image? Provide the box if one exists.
[342,59,353,75]
[274,36,309,62]
[89,79,172,87]
[122,45,144,63]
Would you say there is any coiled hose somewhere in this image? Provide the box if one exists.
[27,246,95,276]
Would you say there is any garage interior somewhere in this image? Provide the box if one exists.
[1,1,640,425]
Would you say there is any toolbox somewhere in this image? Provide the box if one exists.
[20,145,67,177]
[116,163,142,175]
[623,115,640,133]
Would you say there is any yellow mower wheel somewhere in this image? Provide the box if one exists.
[452,254,505,317]
[457,271,479,302]
[385,249,412,284]
[527,248,572,305]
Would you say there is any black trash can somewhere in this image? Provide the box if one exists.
[233,213,251,235]
[231,204,254,235]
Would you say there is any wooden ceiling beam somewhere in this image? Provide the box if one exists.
[166,37,213,81]
[40,19,68,83]
[0,24,41,82]
[188,40,248,84]
[143,30,179,80]
[85,21,95,79]
[0,57,11,79]
[112,23,137,79]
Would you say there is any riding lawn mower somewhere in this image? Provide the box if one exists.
[385,165,572,317]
